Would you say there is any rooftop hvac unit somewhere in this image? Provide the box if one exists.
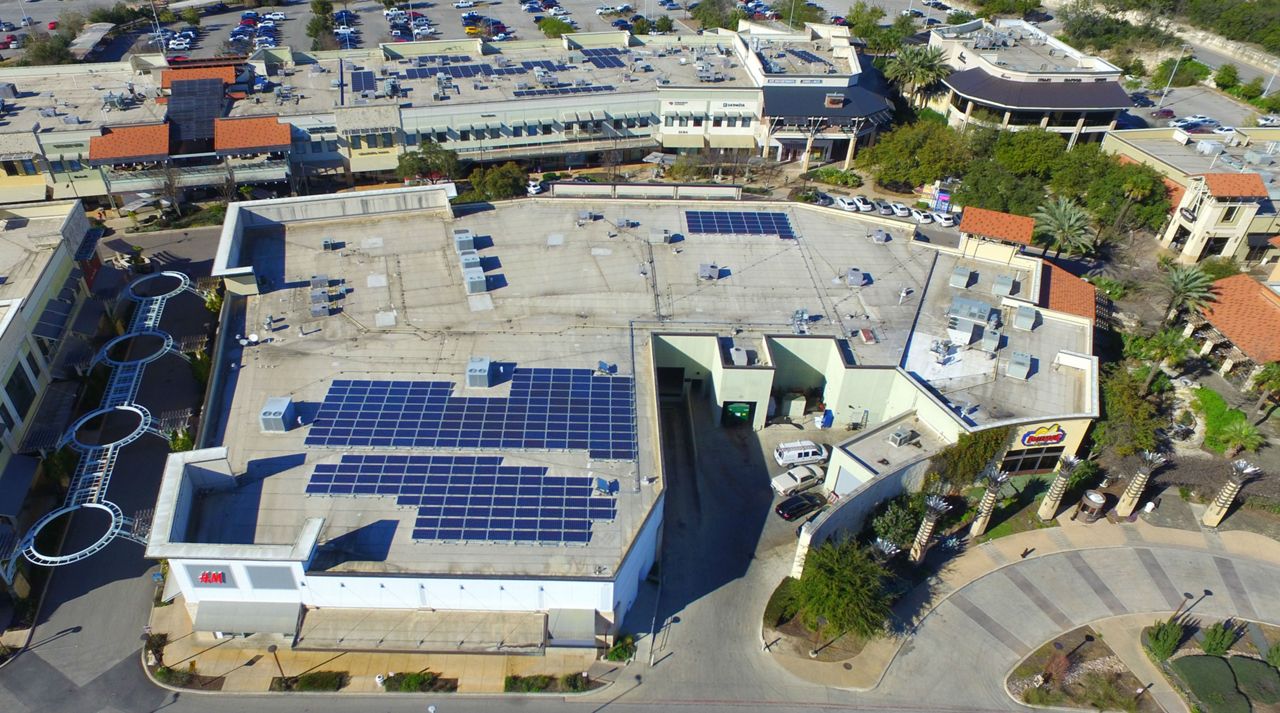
[992,274,1015,297]
[453,228,475,253]
[887,428,918,447]
[459,248,481,270]
[1007,351,1033,380]
[698,263,719,280]
[1244,150,1276,166]
[0,83,16,99]
[310,303,329,317]
[981,327,1001,352]
[466,356,492,387]
[1195,140,1224,156]
[1013,304,1038,331]
[649,228,673,244]
[463,267,487,294]
[259,396,296,433]
[950,266,973,289]
[729,346,750,366]
[846,268,865,287]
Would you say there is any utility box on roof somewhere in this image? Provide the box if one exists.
[459,249,481,270]
[466,357,492,387]
[1007,351,1033,380]
[1013,304,1038,331]
[453,228,475,253]
[463,266,487,294]
[260,396,295,433]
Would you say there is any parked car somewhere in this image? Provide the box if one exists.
[1212,125,1237,135]
[910,208,933,223]
[454,0,476,6]
[1151,108,1176,120]
[833,196,859,212]
[775,492,825,521]
[265,11,286,20]
[334,9,357,22]
[874,199,893,216]
[931,211,957,227]
[167,38,190,50]
[770,464,824,497]
[1258,114,1280,127]
[889,201,910,217]
[773,440,830,467]
[596,5,612,12]
[0,22,15,31]
[851,195,874,212]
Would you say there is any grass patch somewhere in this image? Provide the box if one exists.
[1228,656,1280,705]
[1170,655,1249,713]
[763,576,800,629]
[970,474,1057,543]
[131,204,227,232]
[1191,388,1249,454]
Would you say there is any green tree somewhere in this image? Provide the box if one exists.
[469,162,527,200]
[57,11,86,38]
[794,539,893,640]
[1146,619,1183,662]
[773,0,826,28]
[947,10,977,23]
[1250,362,1280,422]
[856,118,969,188]
[952,160,1045,216]
[1048,143,1110,200]
[1200,621,1238,656]
[20,33,74,65]
[1095,365,1160,456]
[993,129,1067,180]
[1221,420,1264,457]
[631,16,651,34]
[1199,257,1241,281]
[654,15,675,32]
[397,141,462,182]
[1161,264,1215,324]
[180,7,202,27]
[1214,63,1240,89]
[691,0,745,29]
[307,0,335,39]
[1033,196,1095,258]
[845,0,885,38]
[1086,161,1167,233]
[1132,329,1194,394]
[870,496,921,549]
[884,45,949,107]
[1151,57,1212,88]
[1239,76,1265,100]
[537,17,575,38]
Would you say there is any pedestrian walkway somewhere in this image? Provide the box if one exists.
[146,597,609,694]
[1094,615,1189,713]
[769,503,1280,708]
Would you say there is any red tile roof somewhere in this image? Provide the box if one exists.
[88,123,170,162]
[1201,173,1269,199]
[1164,178,1185,210]
[1043,263,1097,323]
[958,207,1036,246]
[1268,235,1280,248]
[161,65,237,90]
[214,116,291,153]
[1201,274,1280,363]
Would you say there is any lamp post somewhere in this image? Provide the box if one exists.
[266,644,284,682]
[1155,45,1190,112]
[1168,592,1194,623]
[808,615,828,658]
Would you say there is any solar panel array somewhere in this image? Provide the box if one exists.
[521,60,566,72]
[787,48,831,66]
[305,368,637,460]
[685,211,796,238]
[350,70,377,92]
[513,85,614,97]
[583,48,627,69]
[306,454,618,544]
[417,54,471,64]
[167,78,223,142]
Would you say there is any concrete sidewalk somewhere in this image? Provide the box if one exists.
[1094,615,1189,713]
[147,597,611,694]
[768,502,1280,693]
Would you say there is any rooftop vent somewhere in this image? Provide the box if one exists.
[950,266,973,289]
[453,228,475,253]
[466,356,492,388]
[887,428,918,447]
[824,92,843,109]
[459,248,481,270]
[992,274,1015,297]
[846,268,865,287]
[1007,351,1033,380]
[1013,304,1038,331]
[463,266,487,294]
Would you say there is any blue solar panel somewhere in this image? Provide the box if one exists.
[304,368,637,460]
[684,211,796,238]
[512,85,615,98]
[307,454,619,544]
[351,70,376,92]
[587,56,627,69]
[787,48,830,66]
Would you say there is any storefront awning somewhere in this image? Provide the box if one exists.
[708,134,758,149]
[193,600,301,635]
[661,134,705,148]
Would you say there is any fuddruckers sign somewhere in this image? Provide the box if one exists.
[1020,423,1067,447]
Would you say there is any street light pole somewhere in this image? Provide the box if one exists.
[1155,45,1189,112]
[266,644,284,681]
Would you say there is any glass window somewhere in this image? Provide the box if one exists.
[712,117,723,127]
[490,128,501,139]
[1222,206,1240,223]
[512,125,523,137]
[741,117,752,128]
[327,140,338,151]
[382,133,394,148]
[311,140,324,153]
[727,117,738,127]
[626,118,636,129]
[24,350,40,380]
[21,160,35,175]
[350,135,363,149]
[693,117,703,127]
[541,124,553,135]
[678,117,688,127]
[51,160,64,172]
[5,365,36,422]
[664,116,674,127]
[0,399,13,433]
[638,117,650,127]
[1000,446,1065,474]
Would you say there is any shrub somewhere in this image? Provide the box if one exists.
[1146,619,1184,662]
[383,671,439,692]
[1269,642,1280,669]
[763,577,800,627]
[809,166,863,188]
[561,672,589,692]
[1171,655,1249,713]
[1079,672,1137,713]
[605,633,635,662]
[1200,621,1239,656]
[1022,686,1067,706]
[542,172,560,182]
[1228,655,1280,704]
[294,671,347,691]
[153,665,194,687]
[504,674,553,692]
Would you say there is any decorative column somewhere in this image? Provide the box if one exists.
[1037,455,1081,522]
[909,496,951,564]
[1202,460,1262,528]
[1115,451,1168,518]
[970,470,1011,538]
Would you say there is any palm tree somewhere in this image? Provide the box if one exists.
[885,46,949,108]
[1033,196,1095,258]
[1221,420,1265,458]
[1139,329,1194,394]
[1161,264,1215,324]
[1251,362,1280,423]
[1113,173,1157,234]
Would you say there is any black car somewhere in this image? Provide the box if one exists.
[775,493,824,521]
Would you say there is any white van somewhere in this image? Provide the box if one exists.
[773,440,829,467]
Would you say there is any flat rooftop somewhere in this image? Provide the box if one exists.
[0,65,167,134]
[237,42,754,118]
[752,41,848,75]
[0,205,74,303]
[903,252,1093,426]
[204,197,1091,576]
[1114,128,1280,200]
[840,412,948,480]
[933,20,1116,75]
